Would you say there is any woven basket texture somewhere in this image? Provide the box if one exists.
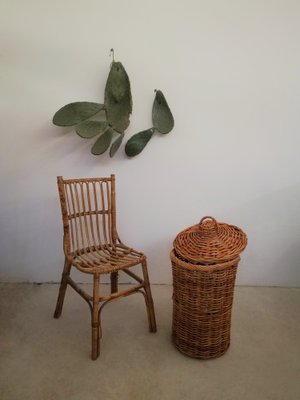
[171,250,240,359]
[173,216,247,264]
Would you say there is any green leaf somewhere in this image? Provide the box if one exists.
[110,133,125,157]
[104,62,132,133]
[91,128,113,155]
[75,120,108,138]
[152,90,174,134]
[53,102,104,126]
[125,129,154,157]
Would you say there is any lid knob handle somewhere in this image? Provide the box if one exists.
[199,216,218,231]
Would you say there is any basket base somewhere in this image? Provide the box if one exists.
[172,335,230,359]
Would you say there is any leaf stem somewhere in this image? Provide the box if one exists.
[110,48,115,62]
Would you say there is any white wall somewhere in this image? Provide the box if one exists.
[1,0,300,286]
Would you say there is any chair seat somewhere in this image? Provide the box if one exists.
[69,243,145,274]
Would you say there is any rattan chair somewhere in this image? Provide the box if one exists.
[54,175,157,360]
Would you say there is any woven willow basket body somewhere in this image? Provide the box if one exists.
[171,217,247,359]
[171,251,240,358]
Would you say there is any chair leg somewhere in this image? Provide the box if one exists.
[54,257,72,318]
[91,274,101,360]
[141,259,157,333]
[110,272,118,294]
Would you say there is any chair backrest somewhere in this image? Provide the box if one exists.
[57,175,117,255]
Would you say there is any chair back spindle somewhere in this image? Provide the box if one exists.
[57,175,117,256]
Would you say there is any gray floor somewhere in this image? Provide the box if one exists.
[0,284,299,400]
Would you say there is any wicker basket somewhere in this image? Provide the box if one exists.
[171,216,247,359]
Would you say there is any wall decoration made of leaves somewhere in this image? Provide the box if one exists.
[52,50,174,158]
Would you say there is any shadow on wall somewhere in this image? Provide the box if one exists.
[0,182,61,282]
[34,111,140,168]
[276,243,300,287]
[140,237,174,284]
[226,183,300,287]
[69,183,300,287]
[31,121,116,168]
[1,151,300,287]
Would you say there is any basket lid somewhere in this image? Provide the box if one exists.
[173,216,247,264]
